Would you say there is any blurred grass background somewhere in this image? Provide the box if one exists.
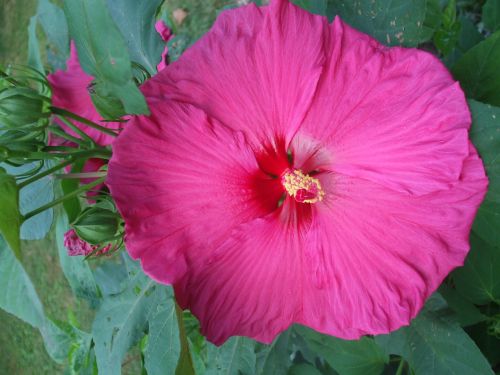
[0,0,229,373]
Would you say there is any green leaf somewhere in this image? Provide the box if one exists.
[105,0,165,75]
[143,287,181,375]
[295,325,388,375]
[483,0,500,32]
[326,0,428,46]
[205,336,257,375]
[452,31,500,106]
[442,16,483,67]
[292,0,327,15]
[55,210,100,306]
[3,162,55,241]
[260,330,293,375]
[92,261,171,374]
[469,100,500,204]
[0,167,21,259]
[375,309,494,375]
[467,320,500,368]
[288,363,323,375]
[27,16,44,72]
[453,233,500,305]
[439,284,488,326]
[37,0,70,69]
[0,236,71,363]
[63,0,148,115]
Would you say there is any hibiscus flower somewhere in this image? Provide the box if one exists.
[107,0,488,345]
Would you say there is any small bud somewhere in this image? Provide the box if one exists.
[64,229,111,257]
[0,87,49,129]
[88,81,126,120]
[72,206,120,245]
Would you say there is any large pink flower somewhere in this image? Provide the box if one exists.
[107,0,488,345]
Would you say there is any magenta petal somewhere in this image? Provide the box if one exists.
[143,0,328,146]
[298,18,471,195]
[174,211,307,345]
[48,42,121,146]
[107,100,283,285]
[298,144,487,338]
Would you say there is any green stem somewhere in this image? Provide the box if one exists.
[55,115,95,145]
[48,125,89,148]
[55,171,107,179]
[18,157,75,189]
[395,358,405,375]
[22,176,106,222]
[51,106,119,137]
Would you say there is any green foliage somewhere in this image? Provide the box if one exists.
[143,290,181,375]
[105,0,165,75]
[5,162,54,241]
[63,0,149,116]
[27,15,44,72]
[454,234,500,305]
[0,236,71,363]
[483,0,500,32]
[325,0,429,46]
[433,0,461,56]
[37,0,70,69]
[376,307,494,375]
[55,211,100,306]
[292,0,327,15]
[0,167,21,258]
[296,325,388,375]
[205,337,256,375]
[452,31,500,106]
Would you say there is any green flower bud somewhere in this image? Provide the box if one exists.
[88,81,126,120]
[72,206,121,245]
[0,87,49,129]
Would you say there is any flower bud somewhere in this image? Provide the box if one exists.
[0,87,49,129]
[88,81,126,120]
[72,206,120,245]
[64,229,111,257]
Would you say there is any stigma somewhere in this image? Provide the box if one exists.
[281,169,324,204]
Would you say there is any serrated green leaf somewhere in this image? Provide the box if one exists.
[295,325,388,375]
[0,236,71,363]
[453,233,500,305]
[143,287,181,375]
[205,336,256,375]
[105,0,165,75]
[375,309,494,375]
[452,31,500,106]
[55,210,100,307]
[326,0,428,46]
[63,0,148,115]
[483,0,500,32]
[0,167,21,259]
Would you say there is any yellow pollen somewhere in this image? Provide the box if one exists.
[282,169,325,204]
